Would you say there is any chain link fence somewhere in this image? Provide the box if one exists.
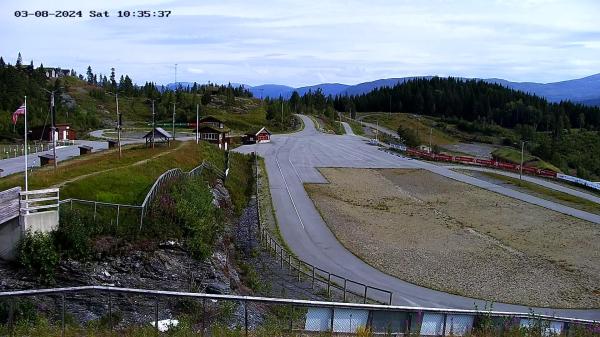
[0,286,596,336]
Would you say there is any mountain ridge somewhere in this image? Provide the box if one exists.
[164,73,600,106]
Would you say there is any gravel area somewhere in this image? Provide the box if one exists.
[305,168,600,308]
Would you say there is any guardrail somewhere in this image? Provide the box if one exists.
[0,286,596,336]
[253,154,394,305]
[20,188,59,214]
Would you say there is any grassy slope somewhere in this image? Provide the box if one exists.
[0,141,225,204]
[361,113,456,145]
[492,148,561,172]
[477,171,600,214]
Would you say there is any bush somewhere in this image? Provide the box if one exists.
[171,175,222,260]
[18,231,59,284]
[397,126,420,147]
[53,209,91,260]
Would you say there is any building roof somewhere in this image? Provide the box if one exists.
[143,127,172,139]
[78,145,93,150]
[39,154,56,159]
[199,115,224,124]
[246,127,272,136]
[198,125,230,134]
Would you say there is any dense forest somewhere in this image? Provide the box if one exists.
[333,77,600,132]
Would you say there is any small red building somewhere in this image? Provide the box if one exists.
[244,127,271,144]
[30,124,76,141]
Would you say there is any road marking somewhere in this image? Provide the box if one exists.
[274,139,306,230]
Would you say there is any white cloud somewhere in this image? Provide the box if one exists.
[0,0,598,86]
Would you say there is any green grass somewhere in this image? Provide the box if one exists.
[491,148,561,172]
[345,118,365,136]
[361,112,456,145]
[0,141,225,204]
[478,171,600,214]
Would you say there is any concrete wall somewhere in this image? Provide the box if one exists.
[0,210,58,261]
[0,217,21,261]
[21,210,59,233]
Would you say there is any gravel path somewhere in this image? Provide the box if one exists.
[306,168,600,308]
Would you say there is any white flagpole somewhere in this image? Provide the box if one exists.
[24,96,28,192]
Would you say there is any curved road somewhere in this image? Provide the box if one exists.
[235,114,600,320]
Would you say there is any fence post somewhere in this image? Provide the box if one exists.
[244,301,249,337]
[442,313,447,337]
[327,274,331,297]
[280,247,283,269]
[139,207,144,232]
[312,266,315,289]
[154,296,159,332]
[389,292,393,305]
[61,292,66,337]
[343,279,347,302]
[288,255,292,274]
[116,205,120,229]
[363,286,368,304]
[289,305,294,332]
[201,299,206,337]
[108,292,113,332]
[93,202,97,221]
[70,199,73,210]
[8,297,14,337]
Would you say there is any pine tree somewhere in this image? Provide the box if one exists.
[0,57,5,68]
[110,68,116,91]
[16,52,22,67]
[86,65,94,83]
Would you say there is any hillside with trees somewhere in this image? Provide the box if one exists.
[331,77,600,179]
[0,54,299,142]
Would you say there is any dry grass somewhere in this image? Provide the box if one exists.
[305,168,600,308]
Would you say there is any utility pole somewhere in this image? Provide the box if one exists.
[376,120,379,143]
[173,63,177,140]
[429,127,433,153]
[196,103,199,144]
[389,95,391,117]
[116,93,122,159]
[50,92,57,169]
[281,100,284,127]
[151,100,155,148]
[520,140,525,180]
[172,102,176,140]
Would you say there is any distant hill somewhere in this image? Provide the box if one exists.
[233,73,600,106]
[484,73,600,104]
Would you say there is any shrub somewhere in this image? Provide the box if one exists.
[18,231,59,284]
[171,175,222,260]
[397,126,420,147]
[53,209,91,260]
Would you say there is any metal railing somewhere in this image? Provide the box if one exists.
[0,286,596,336]
[253,154,394,305]
[56,160,225,233]
[20,188,60,214]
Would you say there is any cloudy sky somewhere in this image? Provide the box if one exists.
[1,0,599,87]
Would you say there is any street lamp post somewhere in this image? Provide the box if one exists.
[520,140,525,180]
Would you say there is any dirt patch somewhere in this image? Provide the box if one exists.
[305,168,600,308]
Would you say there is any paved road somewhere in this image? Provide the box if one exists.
[446,165,600,204]
[341,122,354,136]
[235,114,600,320]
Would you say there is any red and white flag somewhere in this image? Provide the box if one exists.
[12,104,25,124]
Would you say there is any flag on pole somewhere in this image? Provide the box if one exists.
[12,104,26,124]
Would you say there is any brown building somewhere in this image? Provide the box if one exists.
[30,124,76,141]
